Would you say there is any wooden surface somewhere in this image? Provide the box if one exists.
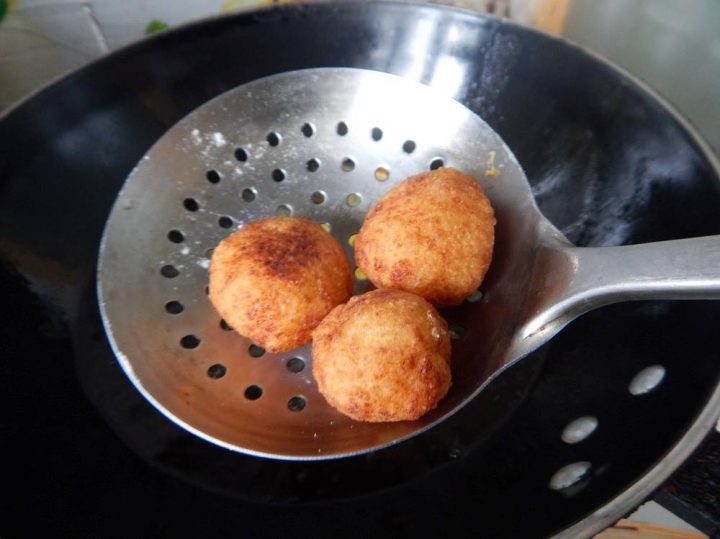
[533,0,572,35]
[597,520,707,539]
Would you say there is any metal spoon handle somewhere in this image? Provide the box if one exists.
[517,235,720,353]
[572,235,720,301]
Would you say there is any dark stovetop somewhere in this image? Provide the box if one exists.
[661,433,720,535]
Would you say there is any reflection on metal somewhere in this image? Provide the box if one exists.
[561,416,598,444]
[629,365,666,396]
[549,461,592,491]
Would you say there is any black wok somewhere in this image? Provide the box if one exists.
[1,3,720,537]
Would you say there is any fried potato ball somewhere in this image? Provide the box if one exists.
[209,216,352,353]
[312,289,451,422]
[355,167,495,306]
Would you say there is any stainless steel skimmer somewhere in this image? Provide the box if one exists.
[98,68,720,460]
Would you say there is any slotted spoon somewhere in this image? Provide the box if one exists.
[98,68,720,460]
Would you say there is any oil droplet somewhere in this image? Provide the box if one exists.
[346,193,362,207]
[466,290,483,303]
[375,166,390,181]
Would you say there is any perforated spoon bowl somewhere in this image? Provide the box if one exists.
[98,68,720,460]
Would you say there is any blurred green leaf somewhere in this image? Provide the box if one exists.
[0,0,8,24]
[145,19,169,35]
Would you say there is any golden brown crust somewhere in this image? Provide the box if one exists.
[209,216,353,352]
[355,167,496,306]
[312,289,451,422]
